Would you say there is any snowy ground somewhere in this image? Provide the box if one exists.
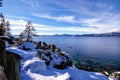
[20,51,109,80]
[6,42,114,80]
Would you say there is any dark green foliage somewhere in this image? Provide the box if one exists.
[65,55,73,66]
[50,44,56,52]
[0,13,12,37]
[36,51,41,58]
[0,25,5,36]
[36,41,73,69]
[37,50,73,69]
[0,0,2,7]
[0,13,5,36]
[22,46,31,51]
[42,42,48,50]
[56,48,61,53]
[45,51,51,56]
[53,62,67,69]
[36,41,50,50]
[53,55,73,70]
[36,41,41,49]
[0,36,15,45]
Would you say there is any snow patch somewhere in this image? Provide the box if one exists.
[16,42,110,80]
[23,57,47,72]
[6,47,25,57]
[20,42,37,52]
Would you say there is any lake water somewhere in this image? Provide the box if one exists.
[35,36,120,73]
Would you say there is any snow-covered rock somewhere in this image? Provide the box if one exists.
[19,42,37,51]
[37,50,73,69]
[20,49,109,80]
[23,57,47,73]
[109,71,120,80]
[6,47,25,57]
[10,41,110,80]
[24,62,108,80]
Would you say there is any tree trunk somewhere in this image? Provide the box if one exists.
[27,26,30,42]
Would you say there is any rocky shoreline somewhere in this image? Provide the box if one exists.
[2,36,120,80]
[34,41,120,79]
[16,37,120,80]
[20,41,73,70]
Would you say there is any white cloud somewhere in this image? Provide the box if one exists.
[45,0,114,17]
[9,0,120,34]
[33,14,78,23]
[22,0,113,16]
[80,13,120,33]
[8,12,120,35]
[6,15,30,20]
[108,28,120,33]
[8,19,27,25]
[6,19,26,35]
[8,18,96,35]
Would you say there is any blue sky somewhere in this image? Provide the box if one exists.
[1,0,120,35]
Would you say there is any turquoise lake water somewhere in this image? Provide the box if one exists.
[35,36,120,72]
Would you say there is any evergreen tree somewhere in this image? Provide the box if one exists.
[0,13,12,37]
[23,21,38,42]
[0,0,2,7]
[5,21,12,37]
[0,13,5,36]
[18,32,24,45]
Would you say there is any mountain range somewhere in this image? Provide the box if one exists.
[54,32,120,37]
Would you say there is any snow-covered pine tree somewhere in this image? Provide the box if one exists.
[23,21,38,42]
[0,13,5,36]
[5,21,12,37]
[0,13,12,37]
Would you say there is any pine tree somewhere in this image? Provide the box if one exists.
[0,13,5,36]
[5,21,12,37]
[18,32,24,45]
[0,0,2,7]
[23,21,38,42]
[0,1,4,36]
[0,13,12,37]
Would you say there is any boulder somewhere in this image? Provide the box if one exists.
[37,50,73,69]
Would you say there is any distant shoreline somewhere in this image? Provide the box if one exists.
[14,32,120,37]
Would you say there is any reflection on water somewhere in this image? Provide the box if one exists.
[35,36,120,73]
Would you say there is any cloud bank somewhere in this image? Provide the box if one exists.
[6,0,120,34]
